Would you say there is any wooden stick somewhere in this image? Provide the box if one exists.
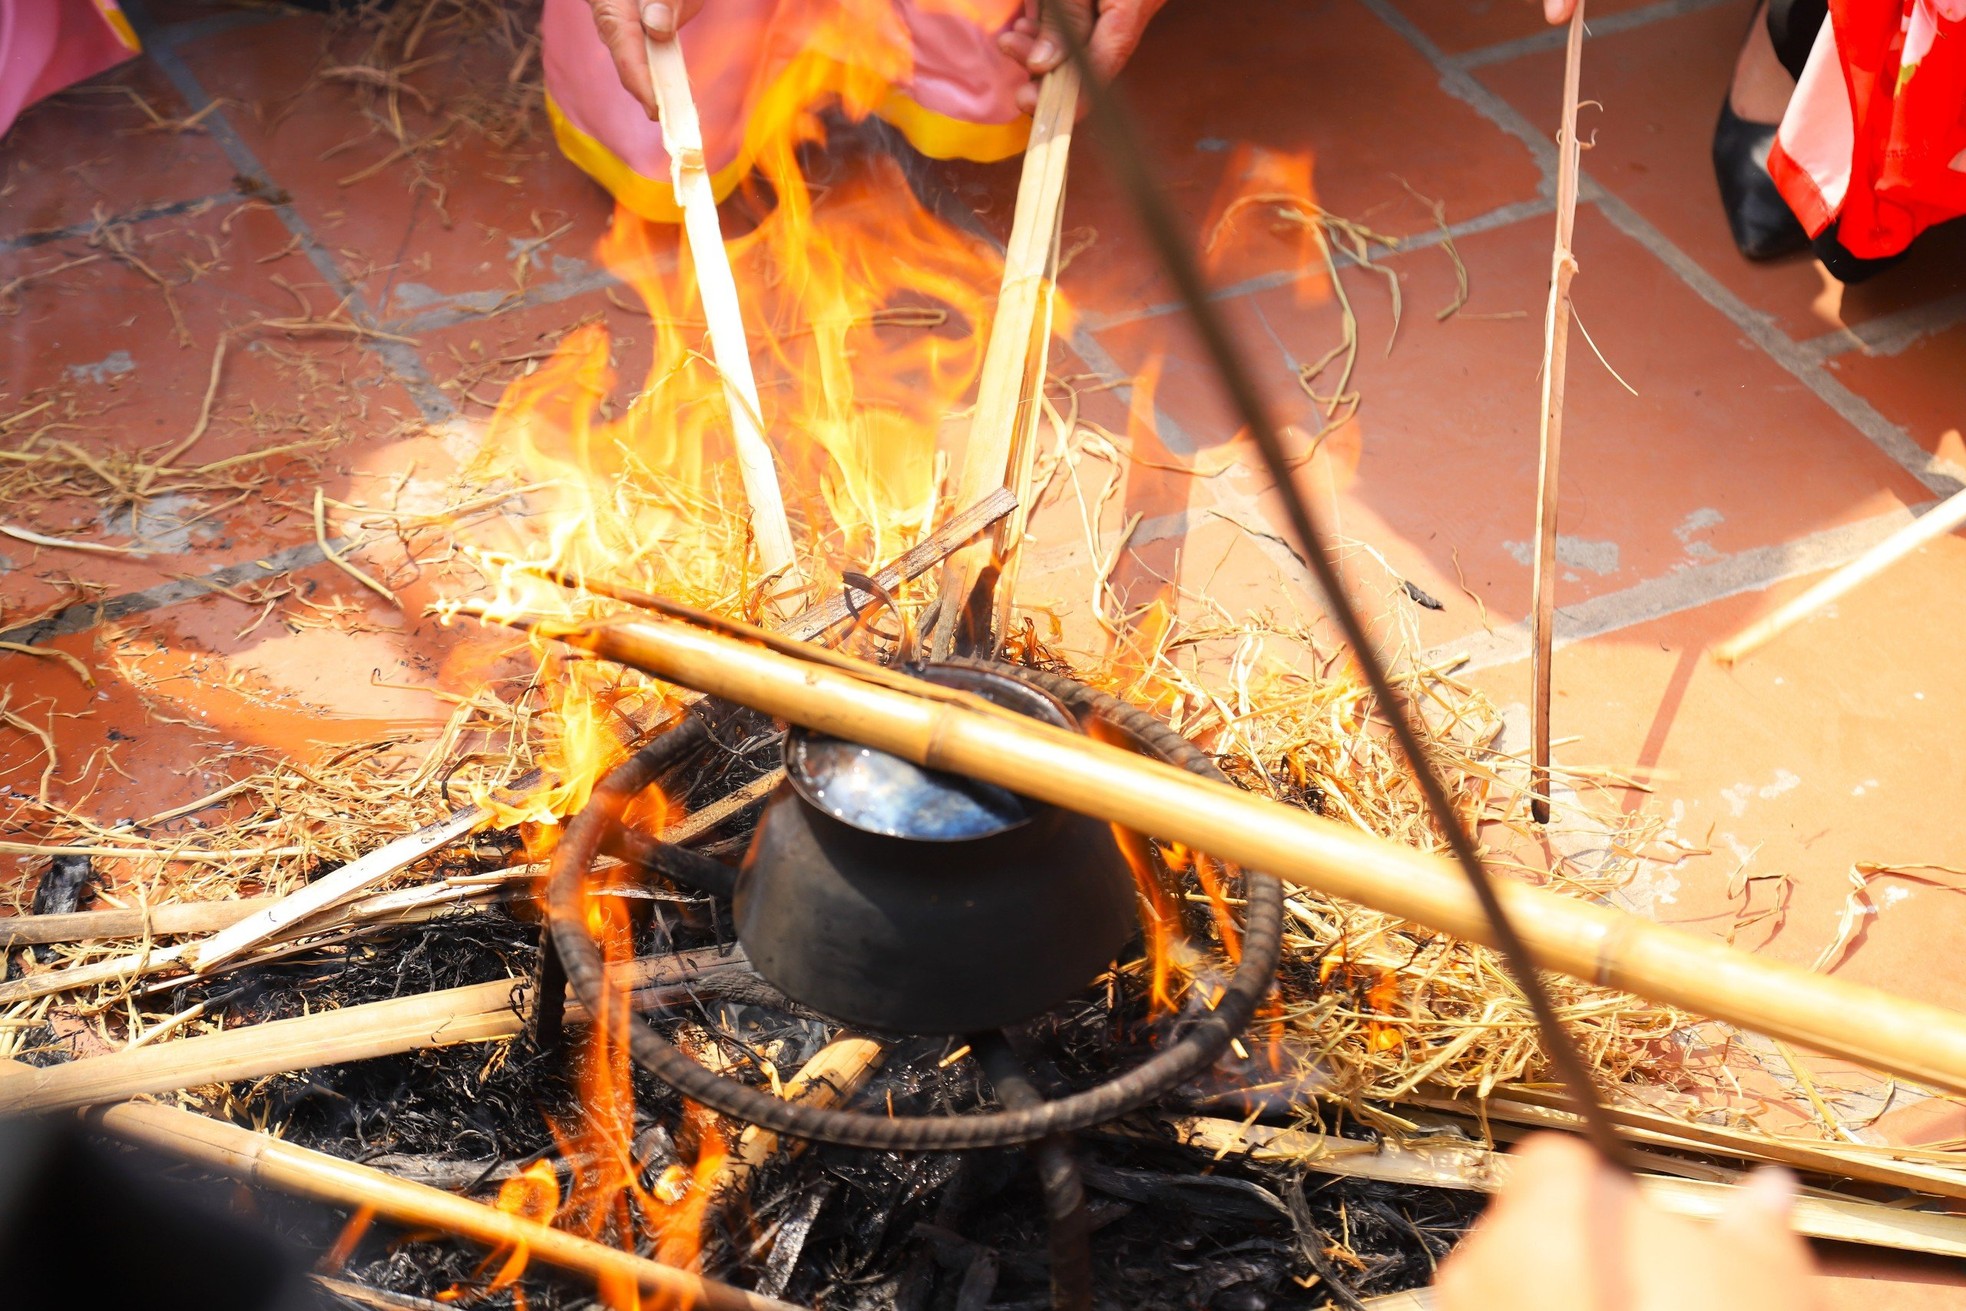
[718,1037,885,1194]
[1359,1294,1432,1311]
[0,947,744,1115]
[1528,2,1586,827]
[989,123,1072,644]
[1162,1116,1966,1258]
[0,896,281,947]
[1713,484,1966,664]
[188,490,1013,976]
[932,65,1079,657]
[88,1099,801,1311]
[557,613,1966,1097]
[193,807,486,975]
[1414,1086,1966,1201]
[645,32,798,587]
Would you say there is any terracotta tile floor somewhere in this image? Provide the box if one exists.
[4,0,1964,1300]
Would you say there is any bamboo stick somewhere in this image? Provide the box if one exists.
[718,1037,886,1194]
[932,64,1079,656]
[0,896,281,947]
[554,613,1966,1097]
[0,947,744,1115]
[1713,484,1966,665]
[645,31,798,588]
[1528,2,1586,827]
[1359,1294,1432,1311]
[1162,1116,1966,1258]
[193,806,486,975]
[1414,1087,1966,1201]
[87,1099,801,1311]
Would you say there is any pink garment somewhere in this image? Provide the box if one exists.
[541,0,1029,211]
[0,0,139,140]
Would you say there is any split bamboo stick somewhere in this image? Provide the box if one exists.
[0,946,745,1115]
[1528,2,1587,827]
[87,1099,801,1311]
[1414,1087,1966,1201]
[555,613,1966,1097]
[194,806,486,974]
[645,31,799,587]
[717,1037,886,1194]
[1713,484,1966,664]
[0,896,280,947]
[932,64,1079,656]
[1162,1116,1966,1258]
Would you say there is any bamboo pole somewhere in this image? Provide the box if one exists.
[0,947,744,1115]
[932,64,1079,656]
[1713,484,1966,665]
[1528,2,1587,827]
[1161,1116,1966,1258]
[553,613,1966,1097]
[87,1099,802,1311]
[645,31,799,588]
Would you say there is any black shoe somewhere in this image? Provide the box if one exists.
[1766,0,1829,81]
[1812,224,1910,284]
[1712,99,1810,260]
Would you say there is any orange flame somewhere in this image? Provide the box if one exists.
[438,1162,560,1308]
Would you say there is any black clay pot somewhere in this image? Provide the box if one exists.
[733,664,1140,1034]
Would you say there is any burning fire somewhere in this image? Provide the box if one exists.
[421,6,1353,1295]
[432,4,1041,1294]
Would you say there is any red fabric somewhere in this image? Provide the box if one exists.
[1777,0,1966,258]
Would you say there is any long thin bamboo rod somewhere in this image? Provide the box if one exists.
[1159,1116,1966,1258]
[932,64,1079,656]
[1528,1,1587,827]
[1413,1088,1966,1201]
[87,1099,801,1311]
[0,947,744,1115]
[645,32,799,587]
[1713,484,1966,664]
[557,613,1966,1097]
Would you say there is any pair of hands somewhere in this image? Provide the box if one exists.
[585,0,1169,120]
[1436,1135,1819,1311]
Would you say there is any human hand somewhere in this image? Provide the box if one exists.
[1546,0,1579,23]
[1435,1135,1820,1311]
[996,0,1171,115]
[586,0,706,118]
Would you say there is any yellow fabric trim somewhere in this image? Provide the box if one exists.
[549,94,692,224]
[96,2,142,52]
[876,91,1029,164]
[547,77,1032,225]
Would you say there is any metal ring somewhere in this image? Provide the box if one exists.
[546,662,1285,1150]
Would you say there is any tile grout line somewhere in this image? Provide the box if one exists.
[121,1,455,424]
[923,104,1928,660]
[1448,0,1741,70]
[1081,194,1556,333]
[0,191,242,255]
[0,538,347,646]
[1424,499,1932,673]
[1793,288,1966,364]
[1355,0,1965,497]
